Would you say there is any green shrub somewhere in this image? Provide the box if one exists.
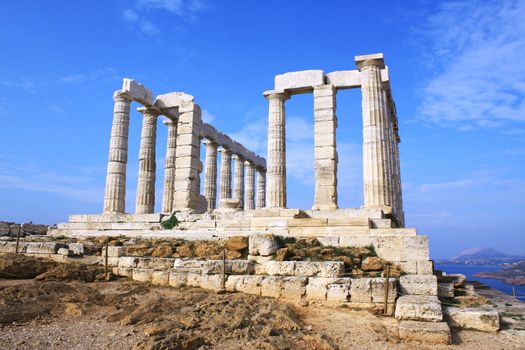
[161,214,179,229]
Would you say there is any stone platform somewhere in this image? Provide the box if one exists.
[51,208,432,275]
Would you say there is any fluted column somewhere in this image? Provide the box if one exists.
[244,161,255,210]
[219,148,232,200]
[135,106,159,214]
[233,154,245,209]
[256,168,266,209]
[356,54,392,211]
[162,118,177,213]
[203,140,218,211]
[103,91,132,214]
[393,134,405,227]
[313,84,338,210]
[264,91,289,208]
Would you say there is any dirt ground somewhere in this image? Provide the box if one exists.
[0,254,524,350]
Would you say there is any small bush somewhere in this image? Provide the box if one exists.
[161,214,179,229]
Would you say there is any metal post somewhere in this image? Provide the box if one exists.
[219,249,226,293]
[105,238,109,279]
[15,226,21,254]
[513,287,516,300]
[383,264,391,315]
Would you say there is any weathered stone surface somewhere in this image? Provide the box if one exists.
[265,261,295,276]
[225,275,244,292]
[118,257,138,268]
[200,274,223,291]
[395,295,443,322]
[444,307,500,332]
[21,223,48,235]
[281,276,307,300]
[249,233,280,256]
[350,278,372,303]
[169,272,187,288]
[370,277,396,303]
[122,78,153,105]
[224,236,248,252]
[274,70,324,92]
[136,257,174,270]
[305,277,340,301]
[102,246,124,257]
[399,275,438,296]
[398,321,451,345]
[68,243,84,256]
[438,282,454,298]
[261,276,283,298]
[0,222,10,236]
[237,275,263,295]
[326,283,349,303]
[57,248,70,256]
[151,271,169,285]
[132,268,154,283]
[26,242,66,254]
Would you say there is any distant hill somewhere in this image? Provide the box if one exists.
[437,247,525,266]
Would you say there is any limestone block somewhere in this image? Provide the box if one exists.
[102,246,124,258]
[186,273,202,287]
[21,222,48,235]
[395,295,443,322]
[237,275,264,295]
[399,260,434,275]
[281,277,307,300]
[201,260,255,275]
[398,321,451,345]
[264,261,295,276]
[438,283,454,298]
[439,273,466,287]
[0,222,10,236]
[443,307,500,332]
[169,272,188,288]
[370,277,396,303]
[274,70,324,92]
[399,275,438,296]
[68,243,84,256]
[402,236,429,261]
[154,92,194,109]
[316,236,339,247]
[293,261,319,277]
[151,271,170,285]
[122,78,153,106]
[57,248,70,256]
[118,257,138,268]
[249,233,280,256]
[339,236,373,248]
[261,276,283,298]
[326,283,349,303]
[317,262,345,278]
[116,267,133,277]
[305,277,340,301]
[136,257,174,270]
[26,242,66,254]
[350,278,372,303]
[325,70,361,89]
[219,198,240,210]
[132,268,154,283]
[225,275,244,292]
[371,236,403,261]
[200,274,223,291]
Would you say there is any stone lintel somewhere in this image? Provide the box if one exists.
[201,122,266,169]
[355,53,385,70]
[325,70,361,89]
[121,78,153,106]
[274,70,325,94]
[154,92,195,110]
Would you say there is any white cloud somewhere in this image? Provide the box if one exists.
[139,20,160,36]
[415,0,525,130]
[122,8,139,23]
[201,109,215,123]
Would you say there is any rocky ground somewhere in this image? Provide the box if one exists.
[0,254,524,350]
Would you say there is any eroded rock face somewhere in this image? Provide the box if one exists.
[399,275,438,296]
[249,234,280,256]
[361,257,383,271]
[443,307,500,332]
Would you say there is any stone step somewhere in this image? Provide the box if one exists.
[57,222,162,230]
[398,321,451,345]
[443,306,500,332]
[69,213,163,223]
[395,295,443,322]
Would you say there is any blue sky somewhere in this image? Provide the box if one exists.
[0,0,524,258]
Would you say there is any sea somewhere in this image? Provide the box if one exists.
[435,264,525,302]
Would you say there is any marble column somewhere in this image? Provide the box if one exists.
[313,84,338,210]
[135,106,159,214]
[393,133,405,227]
[233,154,245,209]
[356,54,392,211]
[162,118,177,213]
[264,91,289,208]
[244,161,255,210]
[103,91,132,214]
[203,140,218,211]
[219,148,232,200]
[256,168,266,209]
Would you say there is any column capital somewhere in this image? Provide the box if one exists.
[263,90,289,101]
[113,90,133,102]
[219,147,231,155]
[232,154,244,161]
[137,105,161,116]
[355,53,385,70]
[244,160,254,167]
[203,139,218,146]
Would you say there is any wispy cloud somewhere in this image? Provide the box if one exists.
[415,0,525,130]
[201,109,215,123]
[122,0,208,36]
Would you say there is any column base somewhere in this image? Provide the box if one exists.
[362,204,392,215]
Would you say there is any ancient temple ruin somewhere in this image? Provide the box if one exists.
[53,53,428,275]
